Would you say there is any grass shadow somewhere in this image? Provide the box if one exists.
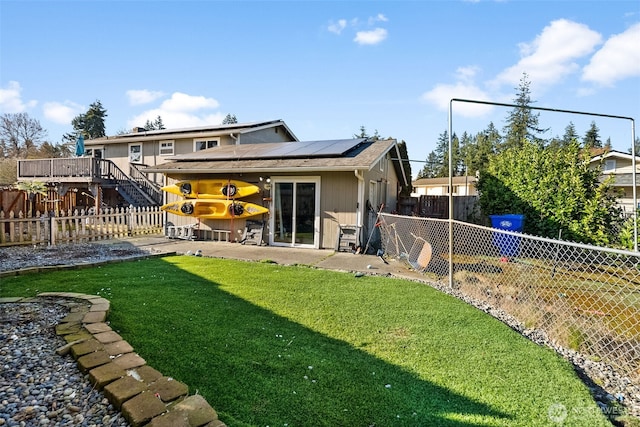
[1,256,610,426]
[109,259,510,426]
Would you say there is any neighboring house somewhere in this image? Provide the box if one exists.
[145,138,410,249]
[16,120,298,212]
[590,150,640,214]
[411,176,478,197]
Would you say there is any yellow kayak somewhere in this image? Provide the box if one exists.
[161,179,260,199]
[161,199,268,219]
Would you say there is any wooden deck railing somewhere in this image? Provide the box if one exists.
[0,206,163,247]
[17,158,163,206]
[17,157,106,180]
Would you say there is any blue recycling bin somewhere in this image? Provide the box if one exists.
[489,214,524,257]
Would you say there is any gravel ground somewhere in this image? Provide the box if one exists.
[0,242,151,427]
[0,301,129,427]
[0,242,153,273]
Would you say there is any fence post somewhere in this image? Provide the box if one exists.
[49,211,56,246]
[128,205,134,236]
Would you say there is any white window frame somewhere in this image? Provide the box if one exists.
[159,140,175,156]
[193,138,220,151]
[604,159,616,172]
[269,176,321,249]
[129,143,142,163]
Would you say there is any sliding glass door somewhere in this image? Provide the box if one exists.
[271,177,320,248]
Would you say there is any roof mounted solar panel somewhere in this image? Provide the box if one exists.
[261,139,365,158]
[185,138,369,161]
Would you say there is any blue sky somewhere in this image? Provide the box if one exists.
[1,0,639,177]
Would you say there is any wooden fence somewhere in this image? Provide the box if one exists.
[0,206,163,247]
[416,195,479,221]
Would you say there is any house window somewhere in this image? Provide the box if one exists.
[604,159,616,172]
[129,144,142,163]
[194,138,219,151]
[86,147,103,159]
[443,186,458,195]
[159,140,174,156]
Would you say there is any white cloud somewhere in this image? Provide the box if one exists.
[126,89,165,106]
[582,22,640,86]
[368,13,388,25]
[0,81,37,113]
[421,81,494,118]
[43,101,84,124]
[492,19,602,90]
[328,14,389,45]
[328,19,347,35]
[160,92,219,112]
[455,66,481,83]
[354,28,388,45]
[127,92,222,130]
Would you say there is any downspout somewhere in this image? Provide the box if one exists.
[354,169,365,244]
[230,133,238,145]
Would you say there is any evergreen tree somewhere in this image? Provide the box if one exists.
[419,130,462,178]
[222,114,238,124]
[502,73,548,150]
[394,140,413,196]
[144,116,165,130]
[417,152,440,179]
[441,131,462,177]
[354,125,379,140]
[462,122,500,176]
[64,100,108,142]
[561,122,579,147]
[458,131,472,175]
[629,136,640,155]
[582,121,602,149]
[433,130,449,178]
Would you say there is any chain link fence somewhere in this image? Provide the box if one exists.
[378,213,640,382]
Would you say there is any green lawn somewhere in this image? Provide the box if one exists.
[1,256,613,426]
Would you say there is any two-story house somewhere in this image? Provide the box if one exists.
[590,149,640,215]
[17,120,298,211]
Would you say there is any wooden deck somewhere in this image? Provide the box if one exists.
[17,157,110,182]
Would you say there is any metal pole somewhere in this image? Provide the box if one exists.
[631,119,637,252]
[448,101,454,289]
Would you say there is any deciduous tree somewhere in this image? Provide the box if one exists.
[477,140,621,245]
[0,113,47,158]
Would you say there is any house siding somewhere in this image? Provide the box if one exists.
[85,123,296,185]
[162,170,365,249]
[319,171,359,249]
[149,138,405,249]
